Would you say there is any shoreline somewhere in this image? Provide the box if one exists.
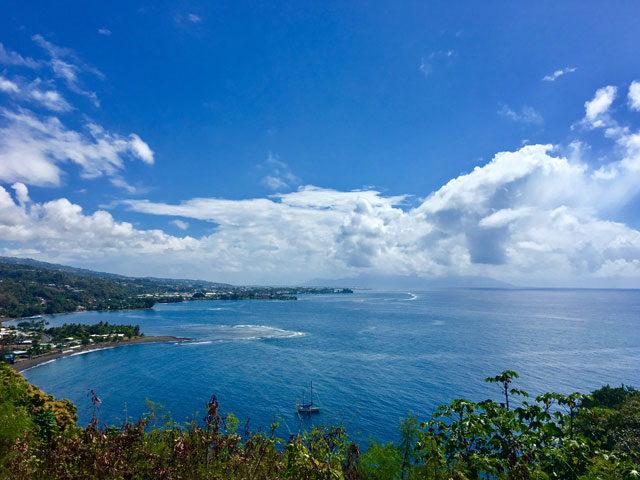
[10,335,191,372]
[0,308,155,327]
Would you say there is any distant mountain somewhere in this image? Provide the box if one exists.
[302,273,515,290]
[0,256,232,288]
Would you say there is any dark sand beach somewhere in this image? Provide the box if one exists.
[10,335,190,372]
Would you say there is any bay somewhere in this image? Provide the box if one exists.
[21,289,640,444]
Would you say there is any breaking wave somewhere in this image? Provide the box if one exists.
[200,324,306,341]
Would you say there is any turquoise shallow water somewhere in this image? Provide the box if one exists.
[20,289,640,443]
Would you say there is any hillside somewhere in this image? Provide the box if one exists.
[0,256,232,288]
[0,259,352,319]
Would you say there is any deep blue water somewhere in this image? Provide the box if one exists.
[19,289,640,444]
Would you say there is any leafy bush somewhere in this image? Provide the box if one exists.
[1,365,639,479]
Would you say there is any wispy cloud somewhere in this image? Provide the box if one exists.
[260,153,299,191]
[32,34,103,107]
[0,42,42,69]
[29,86,73,112]
[0,75,19,93]
[0,75,73,112]
[419,50,455,77]
[98,28,112,36]
[174,13,203,25]
[542,66,577,82]
[498,104,544,125]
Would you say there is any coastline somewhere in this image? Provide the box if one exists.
[0,307,155,327]
[10,335,191,372]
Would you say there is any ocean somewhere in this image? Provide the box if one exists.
[20,289,640,444]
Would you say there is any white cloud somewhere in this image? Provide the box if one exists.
[32,34,102,107]
[187,13,202,23]
[542,67,576,82]
[0,108,154,186]
[170,219,189,230]
[0,185,198,263]
[0,76,19,93]
[0,42,41,69]
[262,176,288,190]
[419,50,455,77]
[419,57,433,77]
[498,104,544,125]
[98,28,112,36]
[11,182,30,205]
[128,134,154,164]
[629,81,640,111]
[2,84,640,286]
[260,153,299,191]
[115,142,640,285]
[29,88,72,112]
[583,85,617,128]
[0,75,72,112]
[2,140,640,285]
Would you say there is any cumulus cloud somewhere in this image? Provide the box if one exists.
[629,81,640,111]
[117,141,640,285]
[2,140,640,285]
[0,185,198,266]
[11,182,30,206]
[542,67,576,82]
[583,85,617,128]
[0,108,154,186]
[2,83,640,286]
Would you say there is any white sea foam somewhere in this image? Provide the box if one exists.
[401,292,418,301]
[20,358,57,372]
[69,347,116,357]
[199,324,306,341]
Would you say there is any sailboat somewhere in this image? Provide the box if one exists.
[296,381,320,414]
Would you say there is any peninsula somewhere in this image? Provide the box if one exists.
[0,257,352,321]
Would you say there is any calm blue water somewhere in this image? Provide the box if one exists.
[20,289,640,444]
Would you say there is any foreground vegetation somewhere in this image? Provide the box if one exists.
[1,366,638,479]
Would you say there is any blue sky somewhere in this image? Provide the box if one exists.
[1,1,640,286]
